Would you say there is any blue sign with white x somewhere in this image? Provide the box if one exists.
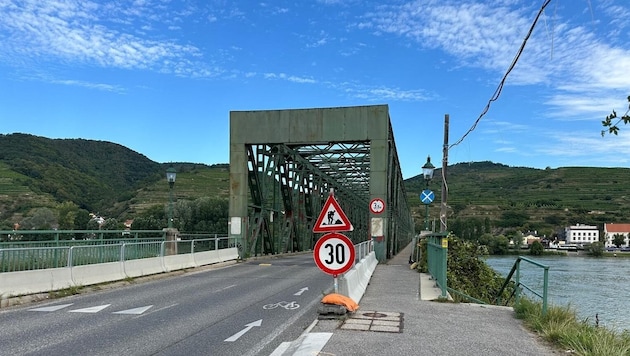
[420,189,434,205]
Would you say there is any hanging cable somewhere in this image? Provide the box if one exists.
[449,0,553,149]
[440,0,552,231]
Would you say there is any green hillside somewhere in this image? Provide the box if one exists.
[1,134,629,236]
[128,163,230,215]
[405,161,630,236]
[0,133,163,213]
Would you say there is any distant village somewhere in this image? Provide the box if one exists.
[523,223,630,252]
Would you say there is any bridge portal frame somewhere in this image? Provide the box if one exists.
[229,105,412,262]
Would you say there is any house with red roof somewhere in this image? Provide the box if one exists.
[604,223,630,247]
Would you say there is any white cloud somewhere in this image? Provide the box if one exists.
[537,130,630,164]
[263,72,316,84]
[0,0,217,78]
[51,78,125,93]
[342,84,434,101]
[355,0,630,121]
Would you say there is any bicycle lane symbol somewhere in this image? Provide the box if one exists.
[262,301,300,310]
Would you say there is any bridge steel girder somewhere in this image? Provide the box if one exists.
[229,105,413,262]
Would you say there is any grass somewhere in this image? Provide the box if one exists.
[515,298,630,355]
[48,285,83,299]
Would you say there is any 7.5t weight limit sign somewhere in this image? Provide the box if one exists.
[313,232,355,276]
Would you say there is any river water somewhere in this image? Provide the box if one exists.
[485,255,630,332]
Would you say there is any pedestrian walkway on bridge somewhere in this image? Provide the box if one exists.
[282,242,556,356]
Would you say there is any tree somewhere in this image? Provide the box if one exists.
[512,231,524,249]
[140,204,167,228]
[57,201,79,230]
[21,208,57,230]
[131,216,162,231]
[602,96,630,135]
[497,210,529,228]
[74,209,91,230]
[86,218,101,230]
[589,241,605,257]
[101,218,122,231]
[612,233,626,248]
[529,240,544,256]
[489,235,510,255]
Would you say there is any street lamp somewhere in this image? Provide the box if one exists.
[166,167,177,228]
[421,156,435,231]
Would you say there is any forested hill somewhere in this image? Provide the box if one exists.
[2,133,630,236]
[405,161,630,236]
[0,133,163,217]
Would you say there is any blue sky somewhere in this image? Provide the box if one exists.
[1,0,629,179]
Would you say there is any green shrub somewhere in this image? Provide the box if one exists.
[530,240,544,255]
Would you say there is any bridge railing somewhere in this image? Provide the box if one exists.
[0,229,168,244]
[0,231,232,273]
[494,256,549,315]
[354,240,374,262]
[426,232,449,299]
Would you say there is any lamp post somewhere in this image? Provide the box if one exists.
[166,167,177,229]
[421,156,435,231]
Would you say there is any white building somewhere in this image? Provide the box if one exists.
[564,224,599,245]
[604,223,630,247]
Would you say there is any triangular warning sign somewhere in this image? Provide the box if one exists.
[313,195,353,233]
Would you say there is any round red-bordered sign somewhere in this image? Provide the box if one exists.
[313,232,355,276]
[369,198,385,214]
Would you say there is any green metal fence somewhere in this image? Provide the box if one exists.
[426,232,448,299]
[0,230,233,272]
[0,229,168,245]
[494,256,550,315]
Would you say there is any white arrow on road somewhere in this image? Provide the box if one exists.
[112,305,153,315]
[224,319,262,342]
[69,304,111,313]
[29,304,74,312]
[294,287,309,296]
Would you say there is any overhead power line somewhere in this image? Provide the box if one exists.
[450,0,553,149]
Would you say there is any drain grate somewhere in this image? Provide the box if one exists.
[340,310,403,333]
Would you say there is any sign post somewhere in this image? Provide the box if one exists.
[313,190,355,293]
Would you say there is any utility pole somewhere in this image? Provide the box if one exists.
[440,114,449,232]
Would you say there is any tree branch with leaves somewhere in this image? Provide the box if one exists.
[602,96,630,136]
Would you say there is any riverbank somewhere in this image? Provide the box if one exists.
[486,255,630,332]
[516,298,630,355]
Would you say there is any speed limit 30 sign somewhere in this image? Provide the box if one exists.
[313,232,355,276]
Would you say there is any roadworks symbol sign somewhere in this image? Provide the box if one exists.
[313,195,353,233]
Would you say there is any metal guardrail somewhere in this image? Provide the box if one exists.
[0,235,233,272]
[494,256,549,315]
[426,232,448,299]
[354,240,374,262]
[0,230,168,245]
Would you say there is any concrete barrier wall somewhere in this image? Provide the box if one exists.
[339,251,378,303]
[71,262,125,287]
[192,248,238,266]
[124,258,164,278]
[0,248,239,298]
[0,268,74,296]
[218,247,239,262]
[163,254,196,272]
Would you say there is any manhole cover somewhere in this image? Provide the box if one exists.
[340,311,404,333]
[362,312,387,318]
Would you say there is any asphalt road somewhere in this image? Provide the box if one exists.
[0,253,332,356]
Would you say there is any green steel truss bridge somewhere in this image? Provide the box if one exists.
[229,105,414,262]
